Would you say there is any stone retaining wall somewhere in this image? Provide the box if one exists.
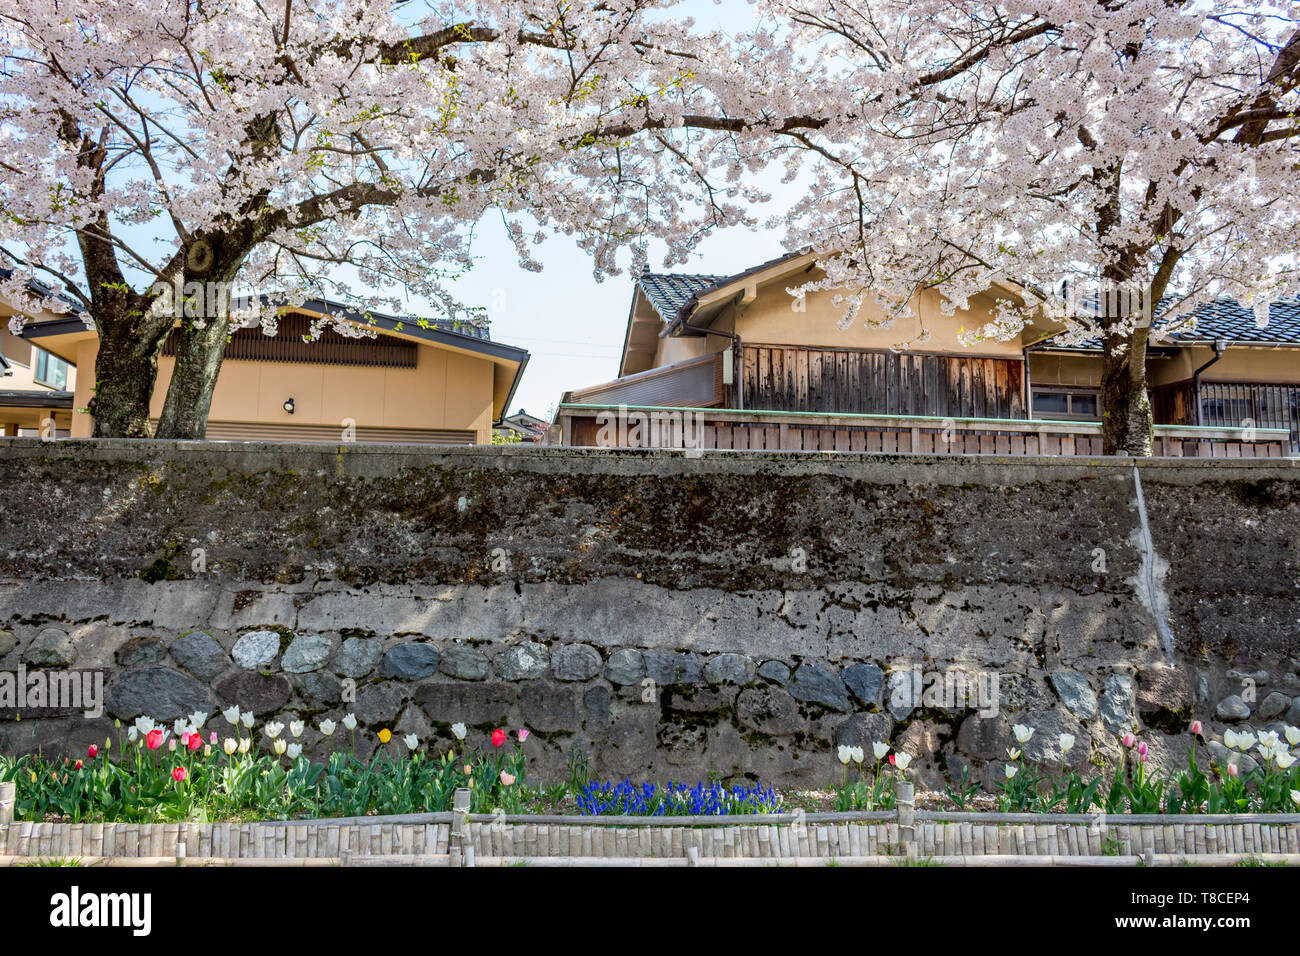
[1,439,1298,787]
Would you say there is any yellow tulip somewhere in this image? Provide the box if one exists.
[378,729,392,744]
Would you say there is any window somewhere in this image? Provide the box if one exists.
[1032,387,1101,421]
[33,349,69,389]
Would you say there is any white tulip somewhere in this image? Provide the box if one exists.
[872,741,889,760]
[404,734,420,751]
[1059,733,1076,754]
[238,738,251,754]
[222,706,241,726]
[1235,732,1257,751]
[264,721,284,739]
[222,738,237,756]
[319,719,336,736]
[1006,747,1021,760]
[1286,726,1300,747]
[342,714,357,731]
[451,722,467,741]
[837,745,852,765]
[1291,789,1300,807]
[273,738,287,756]
[1258,731,1281,750]
[1012,724,1034,744]
[286,743,302,760]
[189,712,207,730]
[240,712,255,729]
[289,721,305,738]
[134,716,155,736]
[1275,752,1296,770]
[172,718,191,737]
[127,727,138,743]
[1224,729,1239,749]
[894,752,912,771]
[1006,764,1018,779]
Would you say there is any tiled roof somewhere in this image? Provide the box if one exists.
[636,272,726,323]
[1033,297,1300,351]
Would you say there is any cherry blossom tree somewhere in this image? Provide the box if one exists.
[0,0,825,437]
[762,0,1300,454]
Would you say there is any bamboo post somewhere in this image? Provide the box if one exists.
[896,781,917,859]
[0,781,14,825]
[450,788,471,867]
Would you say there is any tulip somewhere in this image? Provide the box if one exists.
[146,729,164,751]
[172,766,187,783]
[894,752,912,771]
[342,714,357,731]
[850,746,864,765]
[1137,741,1148,757]
[1257,731,1280,750]
[1006,748,1021,760]
[209,731,217,745]
[1276,752,1297,770]
[888,754,896,765]
[168,739,176,753]
[404,734,419,751]
[501,771,516,786]
[1290,789,1300,807]
[1189,720,1203,735]
[872,741,889,760]
[1139,752,1148,763]
[173,718,191,737]
[289,721,305,738]
[204,745,212,757]
[264,721,284,739]
[87,745,98,759]
[378,729,392,744]
[491,728,507,748]
[1224,729,1239,749]
[238,738,251,754]
[1236,732,1257,751]
[189,711,207,730]
[187,733,202,752]
[74,760,83,770]
[451,722,467,741]
[1121,732,1136,748]
[134,716,156,736]
[127,727,138,743]
[240,712,254,729]
[837,745,852,765]
[517,728,530,743]
[1006,764,1018,779]
[1059,733,1075,754]
[319,719,336,736]
[1012,724,1034,744]
[273,739,287,756]
[286,743,302,760]
[1226,762,1239,777]
[222,738,238,756]
[1286,727,1300,747]
[222,706,241,726]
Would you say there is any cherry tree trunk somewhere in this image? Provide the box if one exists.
[153,313,230,440]
[87,308,165,438]
[1099,324,1154,457]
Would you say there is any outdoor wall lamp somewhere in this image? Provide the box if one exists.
[283,398,295,414]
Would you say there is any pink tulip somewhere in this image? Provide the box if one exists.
[1190,720,1203,735]
[1121,733,1136,748]
[209,731,218,745]
[500,771,516,786]
[1137,741,1148,757]
[517,728,530,743]
[1139,752,1148,763]
[1227,763,1239,778]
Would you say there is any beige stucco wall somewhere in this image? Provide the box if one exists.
[731,283,1026,357]
[67,339,496,441]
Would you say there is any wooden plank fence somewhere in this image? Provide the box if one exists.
[1,782,1297,867]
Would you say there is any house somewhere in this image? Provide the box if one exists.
[554,250,1297,456]
[15,298,530,444]
[1,278,78,438]
[494,408,550,443]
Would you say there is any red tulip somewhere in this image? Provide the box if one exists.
[146,729,164,751]
[187,733,202,752]
[888,753,896,765]
[172,766,188,783]
[491,728,507,748]
[74,760,83,770]
[87,745,98,759]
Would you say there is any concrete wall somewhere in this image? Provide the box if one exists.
[1,440,1297,788]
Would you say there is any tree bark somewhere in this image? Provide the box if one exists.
[88,308,166,438]
[1100,321,1154,456]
